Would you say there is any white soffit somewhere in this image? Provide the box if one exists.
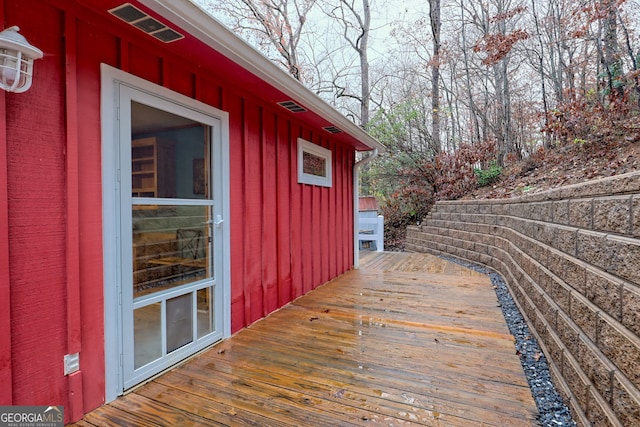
[139,0,385,153]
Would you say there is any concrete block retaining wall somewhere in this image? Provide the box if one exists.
[405,172,640,427]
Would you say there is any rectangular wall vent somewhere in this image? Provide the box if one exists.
[133,17,166,33]
[109,3,184,43]
[278,100,307,113]
[153,28,184,43]
[323,126,342,134]
[64,353,80,375]
[110,3,146,22]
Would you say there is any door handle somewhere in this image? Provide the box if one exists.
[214,215,224,228]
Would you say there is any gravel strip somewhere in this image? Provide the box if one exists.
[440,256,577,427]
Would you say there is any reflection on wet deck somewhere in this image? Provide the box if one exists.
[72,252,539,426]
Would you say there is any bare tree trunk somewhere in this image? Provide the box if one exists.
[360,0,371,126]
[493,4,511,166]
[531,0,552,148]
[328,0,372,127]
[459,0,481,145]
[441,68,459,152]
[550,0,565,102]
[601,0,622,96]
[429,0,441,154]
[619,9,640,107]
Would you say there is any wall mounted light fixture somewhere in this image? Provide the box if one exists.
[0,26,43,93]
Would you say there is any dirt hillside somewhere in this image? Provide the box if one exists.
[464,139,640,200]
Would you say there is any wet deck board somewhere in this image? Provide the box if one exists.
[72,252,539,426]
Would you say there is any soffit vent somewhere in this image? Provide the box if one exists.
[109,3,184,43]
[323,125,343,134]
[277,100,307,113]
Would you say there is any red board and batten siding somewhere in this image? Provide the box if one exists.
[1,0,356,421]
[0,0,10,406]
[227,95,355,328]
[3,0,69,414]
[0,12,11,409]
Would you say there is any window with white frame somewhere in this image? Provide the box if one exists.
[297,138,332,187]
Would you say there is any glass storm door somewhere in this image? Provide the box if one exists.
[118,87,224,389]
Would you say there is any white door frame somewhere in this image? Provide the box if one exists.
[100,64,231,403]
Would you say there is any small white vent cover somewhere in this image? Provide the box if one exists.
[64,353,80,375]
[109,3,184,43]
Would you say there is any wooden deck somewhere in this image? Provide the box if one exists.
[72,252,539,426]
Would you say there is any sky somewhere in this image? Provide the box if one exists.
[190,0,431,62]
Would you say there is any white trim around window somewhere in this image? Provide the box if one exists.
[297,138,332,187]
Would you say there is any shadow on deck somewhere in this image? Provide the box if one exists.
[72,252,539,426]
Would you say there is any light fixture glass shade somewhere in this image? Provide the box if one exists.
[0,26,43,93]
